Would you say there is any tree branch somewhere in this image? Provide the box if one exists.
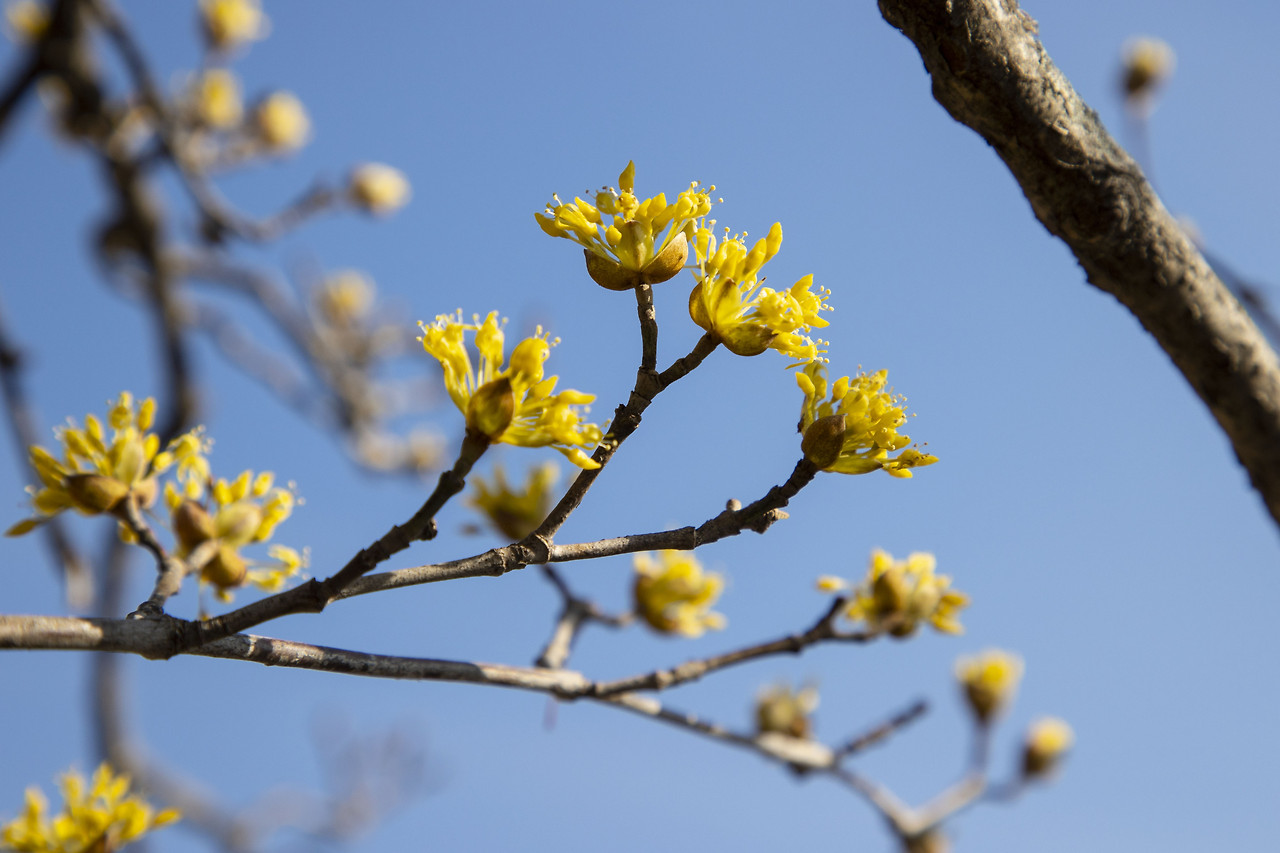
[878,0,1280,528]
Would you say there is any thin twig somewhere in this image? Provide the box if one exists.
[832,699,929,761]
[341,458,816,599]
[589,598,861,697]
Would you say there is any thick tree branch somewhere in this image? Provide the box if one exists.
[879,0,1280,528]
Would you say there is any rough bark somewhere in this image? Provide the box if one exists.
[879,0,1280,529]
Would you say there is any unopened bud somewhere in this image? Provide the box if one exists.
[1021,717,1074,779]
[65,474,130,514]
[800,414,846,469]
[202,544,247,589]
[173,499,216,553]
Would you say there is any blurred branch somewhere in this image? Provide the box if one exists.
[0,295,91,605]
[534,565,631,670]
[879,0,1280,528]
[832,699,929,761]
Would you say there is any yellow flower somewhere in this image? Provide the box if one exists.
[633,550,725,637]
[796,361,937,477]
[754,683,819,739]
[199,0,267,51]
[254,91,309,151]
[821,549,968,638]
[191,69,243,129]
[313,269,375,326]
[1022,717,1074,780]
[1,762,179,853]
[348,163,411,216]
[688,221,831,363]
[165,468,304,599]
[536,161,713,290]
[419,310,604,469]
[6,394,207,538]
[3,1,48,43]
[955,649,1023,724]
[470,462,559,541]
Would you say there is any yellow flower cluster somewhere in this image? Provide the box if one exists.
[818,549,968,637]
[536,161,713,290]
[166,468,304,600]
[6,393,207,539]
[689,222,832,364]
[469,462,559,541]
[754,683,820,740]
[632,550,725,637]
[1,763,179,853]
[955,649,1023,724]
[796,362,937,477]
[420,311,604,469]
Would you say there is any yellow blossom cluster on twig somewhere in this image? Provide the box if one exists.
[0,763,179,853]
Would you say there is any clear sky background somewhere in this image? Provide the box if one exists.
[2,1,1279,851]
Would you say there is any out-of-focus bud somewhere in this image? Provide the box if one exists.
[173,499,216,554]
[755,683,819,740]
[200,0,267,52]
[1121,36,1175,104]
[466,376,515,441]
[193,69,243,129]
[254,91,309,151]
[349,163,411,216]
[202,544,247,589]
[800,414,846,470]
[955,649,1023,724]
[64,474,130,514]
[1021,717,1074,780]
[314,270,375,326]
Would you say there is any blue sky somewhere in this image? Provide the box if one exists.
[2,1,1279,851]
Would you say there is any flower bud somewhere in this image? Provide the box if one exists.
[755,684,819,740]
[173,499,216,553]
[202,544,247,589]
[466,376,516,440]
[1021,717,1074,780]
[800,414,846,469]
[254,92,309,151]
[64,474,130,514]
[349,163,411,216]
[956,650,1023,724]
